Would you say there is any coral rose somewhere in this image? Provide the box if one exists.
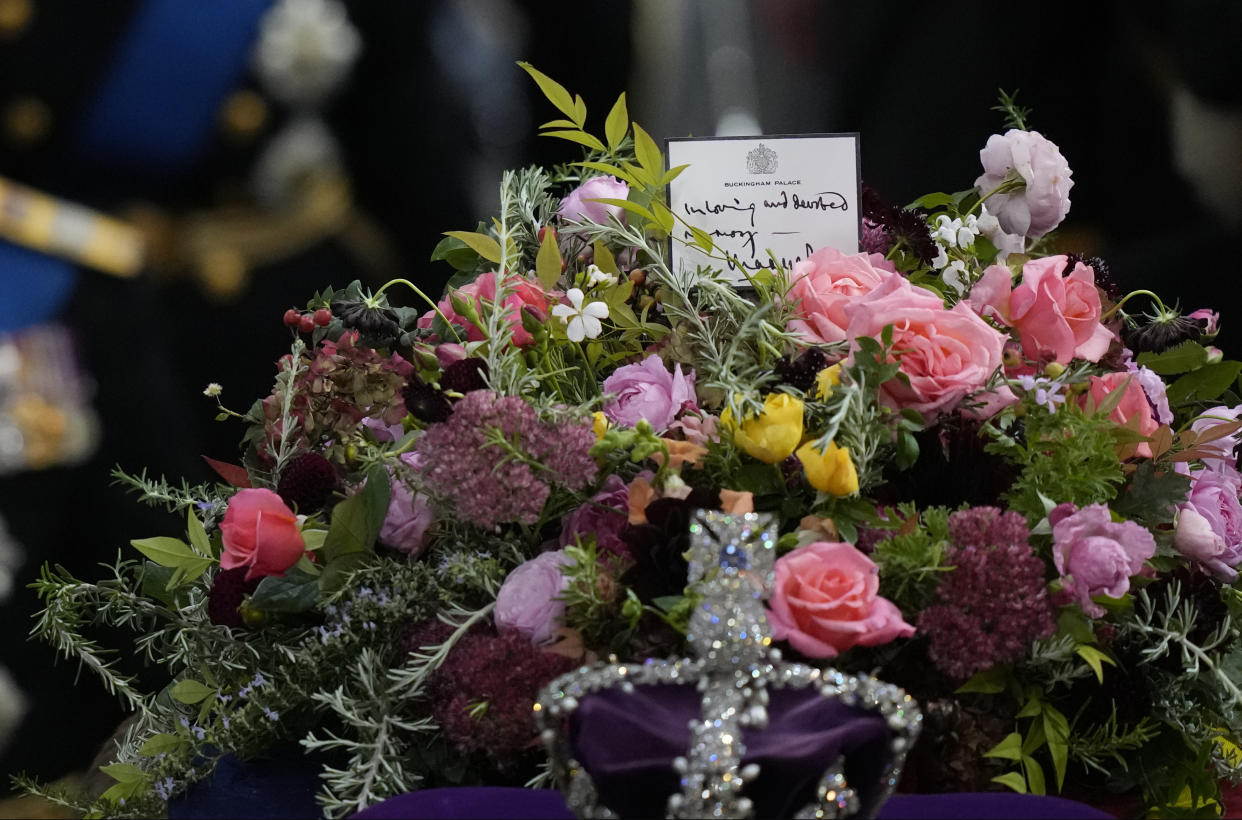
[1009,255,1113,365]
[767,541,914,658]
[219,488,307,581]
[1086,372,1159,458]
[784,247,898,345]
[842,275,1007,419]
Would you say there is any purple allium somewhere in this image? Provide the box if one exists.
[411,622,577,769]
[558,475,630,559]
[414,391,597,530]
[276,451,338,513]
[917,507,1054,681]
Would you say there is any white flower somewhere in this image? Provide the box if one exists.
[931,244,950,270]
[551,288,609,342]
[942,260,968,295]
[931,215,960,247]
[203,383,223,397]
[584,264,618,289]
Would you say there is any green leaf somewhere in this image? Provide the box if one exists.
[130,536,197,568]
[541,129,607,153]
[651,199,675,233]
[442,231,501,265]
[604,92,628,150]
[166,556,213,590]
[535,225,563,290]
[1016,695,1043,719]
[1075,644,1116,684]
[1055,607,1096,644]
[429,235,480,271]
[517,61,576,120]
[171,679,216,705]
[139,733,185,757]
[992,771,1028,794]
[983,732,1024,761]
[1136,340,1209,375]
[319,551,371,594]
[1043,703,1070,790]
[688,224,714,253]
[631,122,663,180]
[572,94,587,128]
[1022,755,1047,795]
[249,569,321,613]
[322,464,391,562]
[140,561,179,608]
[1166,361,1242,406]
[185,508,212,557]
[539,118,580,130]
[301,528,328,552]
[99,762,146,784]
[956,665,1008,695]
[906,192,957,210]
[573,160,639,186]
[661,163,690,186]
[593,241,619,277]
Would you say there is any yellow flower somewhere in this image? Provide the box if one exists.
[592,411,609,440]
[813,364,842,400]
[796,439,859,496]
[721,393,804,464]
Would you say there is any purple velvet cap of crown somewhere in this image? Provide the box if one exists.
[567,683,894,819]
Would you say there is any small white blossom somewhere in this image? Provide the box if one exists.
[551,288,609,343]
[931,244,950,270]
[942,260,969,295]
[931,214,960,246]
[203,383,223,397]
[584,264,617,289]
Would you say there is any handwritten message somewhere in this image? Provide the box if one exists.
[667,134,860,284]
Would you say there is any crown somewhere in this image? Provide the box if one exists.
[535,510,922,819]
[746,143,778,174]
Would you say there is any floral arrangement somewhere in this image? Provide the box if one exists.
[22,68,1242,818]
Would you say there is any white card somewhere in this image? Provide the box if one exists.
[667,134,860,284]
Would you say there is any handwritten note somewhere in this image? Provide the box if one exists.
[666,134,860,283]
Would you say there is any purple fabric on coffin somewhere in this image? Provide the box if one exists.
[567,684,893,818]
[351,787,1116,819]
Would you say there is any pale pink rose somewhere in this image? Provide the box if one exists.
[1086,372,1159,458]
[842,275,1007,419]
[667,412,719,446]
[1052,503,1156,618]
[379,453,435,556]
[966,264,1014,324]
[767,541,914,659]
[975,129,1073,238]
[558,175,630,226]
[602,354,696,433]
[417,273,550,347]
[1009,256,1114,364]
[784,247,899,344]
[1175,466,1242,581]
[494,550,570,646]
[1190,405,1242,471]
[219,489,307,582]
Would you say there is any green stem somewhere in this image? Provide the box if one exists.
[1101,289,1167,322]
[968,176,1025,216]
[373,277,463,344]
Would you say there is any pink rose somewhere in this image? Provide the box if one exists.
[1189,308,1221,337]
[1086,372,1159,458]
[219,488,307,581]
[1051,503,1155,618]
[602,354,696,433]
[842,275,1007,419]
[379,453,435,556]
[974,129,1073,238]
[784,247,898,344]
[417,273,550,347]
[1190,404,1242,471]
[1175,466,1242,581]
[966,263,1013,323]
[558,175,630,226]
[1009,256,1114,364]
[494,550,570,646]
[767,541,915,659]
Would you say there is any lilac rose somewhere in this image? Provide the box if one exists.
[558,175,630,227]
[1051,503,1155,618]
[494,550,570,646]
[1175,466,1242,581]
[975,129,1073,239]
[379,453,435,556]
[559,475,630,558]
[602,354,696,433]
[1190,404,1242,471]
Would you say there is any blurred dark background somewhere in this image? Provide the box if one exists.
[0,0,1238,801]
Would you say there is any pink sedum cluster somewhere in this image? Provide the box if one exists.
[414,390,597,529]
